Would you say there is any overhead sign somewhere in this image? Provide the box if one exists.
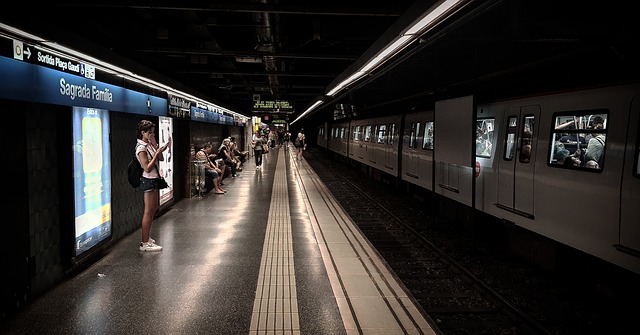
[252,100,293,112]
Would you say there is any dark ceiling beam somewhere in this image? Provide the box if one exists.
[67,3,406,17]
[133,48,359,61]
[177,70,337,78]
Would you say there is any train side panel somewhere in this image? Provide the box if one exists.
[434,95,474,207]
[348,119,366,162]
[328,121,349,155]
[348,116,401,176]
[401,110,434,190]
[369,114,402,177]
[316,122,328,148]
[619,94,640,259]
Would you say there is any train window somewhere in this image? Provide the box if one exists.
[635,115,640,177]
[422,121,434,150]
[519,115,535,163]
[353,125,362,141]
[372,125,379,143]
[502,117,516,160]
[377,124,387,144]
[364,125,372,142]
[476,118,495,158]
[409,122,417,149]
[549,111,607,171]
[388,123,396,145]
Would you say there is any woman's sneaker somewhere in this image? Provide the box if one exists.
[140,241,162,252]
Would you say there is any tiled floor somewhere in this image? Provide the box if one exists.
[1,144,436,335]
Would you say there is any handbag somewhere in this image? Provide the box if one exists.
[157,177,169,189]
[263,144,269,153]
[155,163,169,189]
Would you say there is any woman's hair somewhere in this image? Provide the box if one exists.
[137,120,155,139]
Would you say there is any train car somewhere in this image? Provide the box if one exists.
[474,83,640,274]
[347,115,402,177]
[327,121,350,156]
[320,82,640,275]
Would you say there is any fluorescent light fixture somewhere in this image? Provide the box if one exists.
[404,0,463,36]
[310,0,467,120]
[359,35,412,73]
[326,71,367,96]
[291,99,324,124]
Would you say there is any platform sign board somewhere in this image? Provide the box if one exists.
[252,100,294,113]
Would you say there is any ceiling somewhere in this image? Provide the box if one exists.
[2,0,639,125]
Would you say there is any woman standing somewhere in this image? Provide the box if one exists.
[251,131,265,170]
[295,128,305,161]
[136,120,170,251]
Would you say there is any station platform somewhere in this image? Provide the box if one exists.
[1,144,437,335]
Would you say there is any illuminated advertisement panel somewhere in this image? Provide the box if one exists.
[158,116,174,206]
[72,107,112,256]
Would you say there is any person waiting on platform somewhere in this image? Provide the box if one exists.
[229,136,248,165]
[218,138,239,177]
[196,142,226,194]
[295,128,305,161]
[251,131,265,170]
[136,120,170,251]
[226,137,243,171]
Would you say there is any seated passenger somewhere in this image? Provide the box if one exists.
[585,160,600,169]
[218,138,238,177]
[230,137,248,164]
[195,142,226,194]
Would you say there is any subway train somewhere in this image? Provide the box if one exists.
[316,82,640,275]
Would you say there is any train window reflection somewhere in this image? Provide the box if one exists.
[503,116,516,160]
[409,122,417,149]
[476,118,494,157]
[364,125,372,142]
[549,111,607,171]
[636,146,640,175]
[353,125,362,141]
[519,115,534,163]
[378,125,386,144]
[389,123,396,145]
[423,121,434,150]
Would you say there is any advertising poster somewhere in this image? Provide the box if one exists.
[72,107,112,256]
[158,116,174,206]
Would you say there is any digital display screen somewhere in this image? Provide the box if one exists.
[158,116,174,206]
[72,107,112,256]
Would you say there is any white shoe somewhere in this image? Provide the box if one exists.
[140,241,162,251]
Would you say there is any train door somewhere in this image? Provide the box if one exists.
[404,120,420,178]
[385,122,397,170]
[619,95,640,253]
[496,105,539,218]
[369,124,378,164]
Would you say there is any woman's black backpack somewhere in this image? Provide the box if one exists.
[127,144,144,188]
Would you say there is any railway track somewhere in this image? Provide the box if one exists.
[300,147,635,335]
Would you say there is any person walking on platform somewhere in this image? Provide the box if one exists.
[251,130,265,170]
[295,128,305,161]
[136,120,170,252]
